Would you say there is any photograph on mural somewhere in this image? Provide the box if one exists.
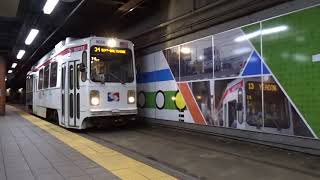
[136,5,320,140]
[188,80,213,125]
[262,75,314,137]
[213,78,258,129]
[180,37,213,81]
[214,26,261,78]
[212,75,315,137]
[163,46,179,79]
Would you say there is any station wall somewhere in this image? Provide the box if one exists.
[136,4,320,140]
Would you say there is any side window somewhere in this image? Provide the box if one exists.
[26,76,29,92]
[62,67,65,89]
[81,51,87,82]
[38,69,44,90]
[77,64,80,89]
[44,65,50,88]
[30,75,33,92]
[69,65,74,90]
[50,62,58,87]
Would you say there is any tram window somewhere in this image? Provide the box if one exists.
[26,77,29,92]
[38,69,44,90]
[81,51,87,82]
[30,75,33,92]
[70,65,74,90]
[62,94,64,116]
[50,62,57,87]
[27,76,32,92]
[62,67,65,89]
[70,93,73,118]
[44,65,50,89]
[76,64,80,90]
[77,93,80,119]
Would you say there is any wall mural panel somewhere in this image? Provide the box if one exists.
[136,5,320,140]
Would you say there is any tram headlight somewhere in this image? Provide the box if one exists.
[90,90,100,106]
[127,90,135,104]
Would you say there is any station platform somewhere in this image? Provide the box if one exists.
[1,105,320,180]
[0,106,177,180]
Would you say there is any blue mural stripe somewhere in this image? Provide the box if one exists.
[137,69,174,83]
[263,63,271,75]
[242,51,271,76]
[242,51,262,76]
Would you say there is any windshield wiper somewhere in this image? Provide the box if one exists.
[106,72,125,85]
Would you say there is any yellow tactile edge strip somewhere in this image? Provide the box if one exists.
[16,108,177,180]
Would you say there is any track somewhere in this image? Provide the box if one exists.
[80,123,320,180]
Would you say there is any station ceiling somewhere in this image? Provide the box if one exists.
[1,0,292,88]
[2,0,160,88]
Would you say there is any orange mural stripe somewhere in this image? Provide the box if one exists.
[178,83,207,125]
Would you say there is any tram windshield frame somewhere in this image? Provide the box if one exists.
[90,46,134,83]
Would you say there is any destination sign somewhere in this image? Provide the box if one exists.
[246,81,278,92]
[92,46,127,54]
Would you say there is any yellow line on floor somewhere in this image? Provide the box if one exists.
[16,108,177,180]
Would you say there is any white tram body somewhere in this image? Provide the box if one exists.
[215,78,294,135]
[26,37,137,129]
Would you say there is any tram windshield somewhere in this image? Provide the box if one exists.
[245,81,290,129]
[90,46,134,83]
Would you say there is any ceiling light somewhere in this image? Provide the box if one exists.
[25,29,39,45]
[233,47,252,55]
[17,50,26,59]
[43,0,59,14]
[180,47,191,54]
[11,63,18,68]
[8,70,13,74]
[235,25,288,42]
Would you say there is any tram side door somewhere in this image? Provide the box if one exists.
[62,61,81,128]
[61,63,66,126]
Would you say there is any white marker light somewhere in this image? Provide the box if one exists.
[43,0,59,14]
[107,39,117,47]
[235,25,288,42]
[17,50,26,59]
[8,70,13,74]
[11,63,18,68]
[25,29,39,45]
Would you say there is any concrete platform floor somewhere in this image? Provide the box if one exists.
[0,106,119,180]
